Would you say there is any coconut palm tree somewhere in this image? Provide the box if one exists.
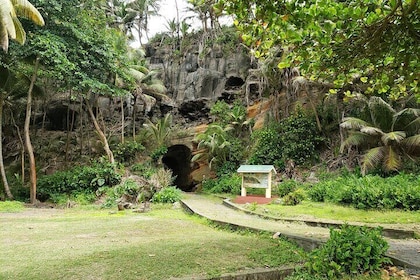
[0,0,44,52]
[143,113,172,148]
[126,0,160,46]
[192,124,232,170]
[340,96,420,175]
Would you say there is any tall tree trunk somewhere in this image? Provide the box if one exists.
[0,93,13,199]
[85,98,115,164]
[10,110,25,185]
[121,97,125,144]
[25,57,40,204]
[132,94,137,138]
[79,96,84,156]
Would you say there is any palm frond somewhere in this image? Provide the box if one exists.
[402,135,420,151]
[381,131,406,145]
[362,146,385,175]
[383,146,401,173]
[11,16,25,44]
[0,0,16,51]
[191,151,207,163]
[368,96,395,131]
[130,64,149,74]
[340,117,370,130]
[360,126,384,136]
[0,0,44,51]
[129,68,146,81]
[393,108,420,134]
[0,24,9,51]
[12,0,45,26]
[144,80,166,94]
[340,131,370,153]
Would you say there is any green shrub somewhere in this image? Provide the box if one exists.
[152,186,182,203]
[307,179,339,202]
[201,174,241,194]
[278,109,324,165]
[282,189,306,205]
[249,110,323,170]
[276,180,299,197]
[37,162,121,202]
[150,146,168,162]
[99,179,142,208]
[248,123,284,169]
[49,190,97,205]
[131,164,156,179]
[113,141,145,163]
[308,174,420,211]
[306,225,389,278]
[114,179,141,197]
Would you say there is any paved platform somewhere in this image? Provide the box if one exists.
[180,193,420,274]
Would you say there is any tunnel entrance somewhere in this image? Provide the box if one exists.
[162,144,194,192]
[225,76,245,90]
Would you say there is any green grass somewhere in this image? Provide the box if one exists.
[249,200,420,224]
[0,206,305,280]
[0,201,25,212]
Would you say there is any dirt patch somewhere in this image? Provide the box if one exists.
[232,195,278,205]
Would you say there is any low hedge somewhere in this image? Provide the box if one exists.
[307,174,420,211]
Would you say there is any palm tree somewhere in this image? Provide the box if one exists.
[143,113,172,148]
[103,0,138,41]
[192,124,232,170]
[0,0,44,52]
[340,96,420,175]
[126,0,160,46]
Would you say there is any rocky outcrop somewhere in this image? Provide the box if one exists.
[146,41,252,121]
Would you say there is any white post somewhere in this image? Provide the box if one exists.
[241,174,246,197]
[265,172,272,198]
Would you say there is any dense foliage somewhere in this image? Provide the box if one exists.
[249,109,323,169]
[306,225,389,278]
[307,173,420,210]
[216,0,420,101]
[194,100,251,173]
[37,162,121,202]
[340,96,420,175]
[152,186,183,203]
[113,141,145,163]
[201,173,241,194]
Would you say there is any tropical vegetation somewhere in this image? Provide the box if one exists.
[340,96,420,175]
[0,0,418,278]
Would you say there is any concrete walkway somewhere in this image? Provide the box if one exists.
[180,193,420,274]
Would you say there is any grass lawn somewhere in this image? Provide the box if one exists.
[245,200,420,225]
[0,204,305,280]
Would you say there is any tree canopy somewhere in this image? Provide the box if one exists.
[215,0,420,102]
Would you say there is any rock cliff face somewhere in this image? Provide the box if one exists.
[39,39,258,132]
[146,41,253,121]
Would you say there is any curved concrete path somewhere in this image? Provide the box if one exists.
[180,193,420,274]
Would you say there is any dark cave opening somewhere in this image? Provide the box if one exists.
[46,106,78,131]
[225,76,245,90]
[162,144,194,192]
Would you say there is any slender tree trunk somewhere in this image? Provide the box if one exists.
[10,110,24,185]
[25,57,40,204]
[0,93,13,199]
[79,96,84,155]
[132,94,137,138]
[65,93,71,163]
[121,97,125,144]
[175,0,180,51]
[85,98,115,164]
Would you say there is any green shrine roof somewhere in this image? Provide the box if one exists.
[237,165,276,174]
